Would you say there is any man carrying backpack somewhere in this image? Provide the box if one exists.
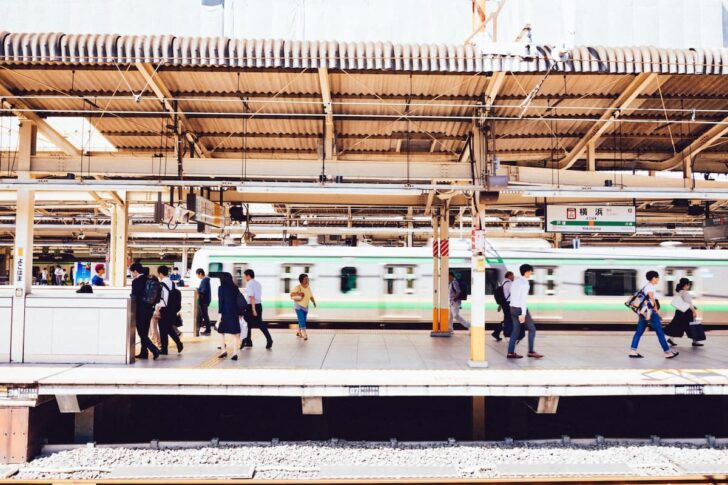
[156,265,184,355]
[492,271,514,342]
[130,263,160,360]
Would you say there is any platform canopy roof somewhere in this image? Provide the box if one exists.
[1,32,728,176]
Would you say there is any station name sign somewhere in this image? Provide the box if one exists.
[186,194,224,229]
[546,205,636,234]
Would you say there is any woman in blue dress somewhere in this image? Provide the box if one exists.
[217,272,244,361]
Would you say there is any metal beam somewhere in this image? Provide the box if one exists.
[29,155,472,181]
[484,71,507,115]
[557,73,658,169]
[135,62,210,158]
[0,76,81,157]
[648,115,728,174]
[318,67,336,160]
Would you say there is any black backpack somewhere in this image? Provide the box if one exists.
[161,281,183,315]
[494,282,509,307]
[142,276,162,306]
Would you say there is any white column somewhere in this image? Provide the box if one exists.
[469,204,488,368]
[430,211,440,335]
[181,247,188,275]
[10,121,36,363]
[438,209,450,333]
[108,194,128,287]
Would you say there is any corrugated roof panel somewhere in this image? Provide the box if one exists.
[158,70,320,95]
[3,32,728,74]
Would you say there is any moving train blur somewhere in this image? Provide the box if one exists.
[190,238,728,326]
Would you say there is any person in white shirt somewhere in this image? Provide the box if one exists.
[629,271,678,359]
[507,264,543,359]
[40,268,48,285]
[448,272,470,331]
[491,271,514,341]
[241,269,273,349]
[54,266,63,285]
[156,265,184,355]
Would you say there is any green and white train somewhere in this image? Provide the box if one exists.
[189,238,728,326]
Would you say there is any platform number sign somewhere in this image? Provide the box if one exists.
[546,205,636,234]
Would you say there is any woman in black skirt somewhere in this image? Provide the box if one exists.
[666,278,702,347]
[217,273,244,360]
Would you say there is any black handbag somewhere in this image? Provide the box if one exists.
[687,323,706,342]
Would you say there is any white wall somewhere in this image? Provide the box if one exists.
[0,0,724,47]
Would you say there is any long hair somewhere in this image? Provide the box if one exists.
[219,272,235,289]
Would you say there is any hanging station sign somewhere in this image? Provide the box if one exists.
[187,194,224,229]
[546,205,636,234]
[704,217,728,242]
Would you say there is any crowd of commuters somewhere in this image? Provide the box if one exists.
[125,258,707,363]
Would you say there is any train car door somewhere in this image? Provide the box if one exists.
[379,264,419,321]
[278,263,314,320]
[664,267,698,298]
[532,266,560,322]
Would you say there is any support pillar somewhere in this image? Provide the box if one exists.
[469,203,488,368]
[438,210,450,332]
[74,407,95,444]
[181,247,189,275]
[108,194,128,287]
[586,140,596,171]
[10,121,36,363]
[471,396,486,440]
[431,211,441,335]
[683,154,693,180]
[0,407,32,464]
[431,208,451,337]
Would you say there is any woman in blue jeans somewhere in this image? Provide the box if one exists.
[629,270,678,359]
[290,273,317,341]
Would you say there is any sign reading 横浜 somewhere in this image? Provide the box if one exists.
[546,205,636,234]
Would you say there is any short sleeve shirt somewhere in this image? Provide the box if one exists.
[245,279,263,304]
[292,284,313,309]
[643,282,658,298]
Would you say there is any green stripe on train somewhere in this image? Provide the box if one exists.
[209,300,728,312]
[208,255,728,266]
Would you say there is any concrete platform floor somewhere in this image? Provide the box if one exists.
[2,330,728,398]
[135,328,728,371]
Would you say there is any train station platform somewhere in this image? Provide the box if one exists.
[2,330,728,402]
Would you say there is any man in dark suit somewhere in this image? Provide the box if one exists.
[196,268,212,334]
[130,262,160,360]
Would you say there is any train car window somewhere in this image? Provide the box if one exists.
[340,267,357,293]
[405,266,416,293]
[545,267,556,296]
[233,263,248,288]
[209,262,223,274]
[583,269,636,296]
[485,268,499,295]
[385,266,395,295]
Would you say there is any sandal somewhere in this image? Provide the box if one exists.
[666,352,679,359]
[629,353,644,358]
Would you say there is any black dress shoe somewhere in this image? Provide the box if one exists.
[218,352,228,359]
[177,342,184,353]
[231,355,238,361]
[241,341,252,349]
[668,338,677,347]
[265,341,273,350]
[491,332,502,342]
[160,350,168,355]
[135,353,149,360]
[692,342,704,347]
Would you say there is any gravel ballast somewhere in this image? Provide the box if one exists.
[13,441,728,480]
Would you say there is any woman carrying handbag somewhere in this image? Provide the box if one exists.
[666,278,705,347]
